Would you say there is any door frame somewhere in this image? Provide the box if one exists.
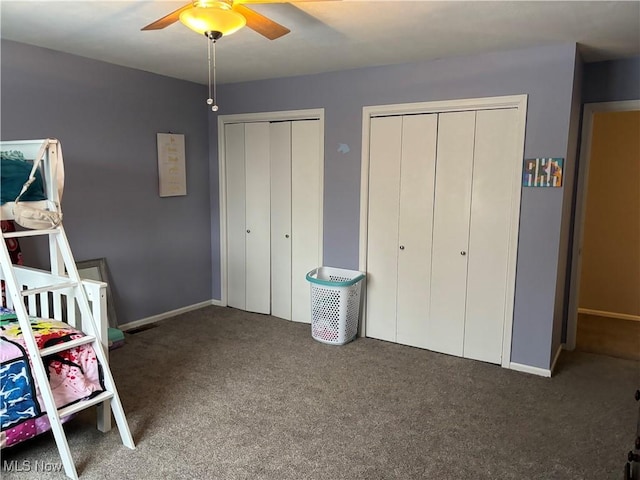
[218,108,325,307]
[565,99,640,350]
[359,95,528,368]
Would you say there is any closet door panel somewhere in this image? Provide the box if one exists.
[244,122,271,314]
[396,114,438,349]
[291,120,322,324]
[464,108,518,363]
[225,123,247,310]
[366,116,402,342]
[428,111,475,356]
[270,122,292,321]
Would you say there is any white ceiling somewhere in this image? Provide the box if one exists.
[1,1,639,85]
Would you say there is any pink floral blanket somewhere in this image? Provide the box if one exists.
[0,307,104,448]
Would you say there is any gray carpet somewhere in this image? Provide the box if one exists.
[2,305,639,479]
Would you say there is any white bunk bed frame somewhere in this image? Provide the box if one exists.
[0,138,134,479]
[0,267,112,424]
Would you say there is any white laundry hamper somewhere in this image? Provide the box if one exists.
[306,267,366,345]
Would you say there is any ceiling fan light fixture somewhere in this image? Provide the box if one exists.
[179,2,246,37]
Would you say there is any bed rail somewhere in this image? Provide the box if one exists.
[0,265,108,352]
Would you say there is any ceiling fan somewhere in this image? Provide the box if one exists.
[142,0,336,41]
[143,1,337,111]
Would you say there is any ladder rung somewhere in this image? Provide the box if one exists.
[21,281,78,296]
[2,228,61,238]
[39,335,97,357]
[57,391,114,419]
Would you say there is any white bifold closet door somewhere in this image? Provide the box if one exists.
[226,122,249,312]
[427,111,475,356]
[366,108,519,364]
[270,120,322,323]
[270,122,293,320]
[245,123,272,313]
[427,109,518,363]
[464,109,518,363]
[226,119,321,322]
[226,122,271,314]
[366,114,438,348]
[290,121,322,323]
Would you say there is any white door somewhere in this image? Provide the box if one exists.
[427,111,476,357]
[427,109,518,362]
[463,108,518,363]
[366,114,438,345]
[225,117,322,320]
[244,123,271,314]
[366,107,520,365]
[396,114,438,349]
[366,116,402,342]
[270,120,322,323]
[291,120,322,324]
[225,122,271,314]
[270,122,292,320]
[225,123,247,311]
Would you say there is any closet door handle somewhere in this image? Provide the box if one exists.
[247,229,251,234]
[460,251,466,256]
[285,234,290,238]
[399,245,405,250]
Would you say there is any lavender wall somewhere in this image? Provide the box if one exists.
[552,51,583,363]
[212,44,580,369]
[1,38,583,369]
[1,40,212,325]
[582,56,640,103]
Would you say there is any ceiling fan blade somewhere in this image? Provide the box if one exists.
[141,3,193,31]
[233,4,291,40]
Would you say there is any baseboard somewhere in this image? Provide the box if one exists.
[119,299,221,332]
[509,362,552,377]
[578,308,640,322]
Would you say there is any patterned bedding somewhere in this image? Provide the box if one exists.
[0,306,104,448]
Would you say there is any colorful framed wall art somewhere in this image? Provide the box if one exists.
[523,157,564,187]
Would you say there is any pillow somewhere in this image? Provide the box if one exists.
[0,152,47,205]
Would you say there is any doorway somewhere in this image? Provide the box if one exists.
[567,100,640,360]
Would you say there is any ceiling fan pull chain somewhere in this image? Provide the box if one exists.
[206,34,219,112]
[207,36,212,105]
[212,38,218,112]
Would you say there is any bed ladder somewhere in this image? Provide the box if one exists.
[0,224,135,480]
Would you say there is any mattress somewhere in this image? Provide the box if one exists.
[0,307,105,448]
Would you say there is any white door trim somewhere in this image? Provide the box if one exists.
[359,95,528,368]
[565,99,640,350]
[218,109,325,307]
